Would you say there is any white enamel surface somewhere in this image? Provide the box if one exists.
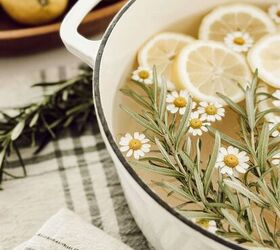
[60,0,102,67]
[61,0,278,249]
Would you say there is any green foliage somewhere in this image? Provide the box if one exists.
[0,65,95,187]
[121,71,280,249]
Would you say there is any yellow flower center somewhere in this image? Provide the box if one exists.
[233,37,245,46]
[174,97,187,108]
[129,139,142,150]
[224,154,239,168]
[277,125,280,132]
[138,70,150,79]
[277,10,280,17]
[205,105,217,115]
[196,219,209,229]
[190,118,203,129]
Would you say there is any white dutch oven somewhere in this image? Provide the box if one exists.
[60,1,276,249]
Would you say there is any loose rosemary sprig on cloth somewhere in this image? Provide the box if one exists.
[120,70,280,249]
[0,65,95,186]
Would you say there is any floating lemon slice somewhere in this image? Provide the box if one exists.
[199,4,276,43]
[248,34,280,89]
[257,83,280,122]
[138,32,195,89]
[173,41,251,104]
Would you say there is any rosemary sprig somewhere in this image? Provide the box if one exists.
[121,70,280,249]
[0,65,95,187]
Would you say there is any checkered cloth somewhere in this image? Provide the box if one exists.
[0,65,151,250]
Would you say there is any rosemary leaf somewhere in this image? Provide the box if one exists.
[155,138,176,169]
[194,168,206,204]
[158,78,167,120]
[224,179,267,207]
[156,181,197,203]
[204,131,220,193]
[257,123,270,173]
[11,121,25,141]
[208,126,249,152]
[245,86,255,131]
[0,65,95,185]
[217,93,246,118]
[180,211,221,220]
[132,161,184,178]
[221,209,254,242]
[121,105,162,136]
[175,96,192,149]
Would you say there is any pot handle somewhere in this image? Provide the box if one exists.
[60,0,102,68]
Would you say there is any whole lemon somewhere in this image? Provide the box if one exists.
[1,0,68,25]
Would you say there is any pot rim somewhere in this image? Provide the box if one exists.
[93,1,247,249]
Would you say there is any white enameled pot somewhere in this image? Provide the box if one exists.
[60,1,276,249]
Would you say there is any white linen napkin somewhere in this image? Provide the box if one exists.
[14,208,133,250]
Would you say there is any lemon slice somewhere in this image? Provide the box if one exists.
[138,32,195,89]
[248,34,280,88]
[257,83,280,122]
[199,4,276,43]
[174,41,252,104]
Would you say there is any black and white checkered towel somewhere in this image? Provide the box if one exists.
[0,65,151,250]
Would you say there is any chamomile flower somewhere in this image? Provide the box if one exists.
[197,102,225,122]
[215,146,250,176]
[268,4,280,24]
[192,219,218,234]
[166,90,196,115]
[269,120,280,138]
[119,132,151,160]
[224,31,254,53]
[272,90,280,107]
[188,112,210,136]
[272,153,280,166]
[132,66,153,85]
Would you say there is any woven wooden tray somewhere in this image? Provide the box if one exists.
[0,0,127,56]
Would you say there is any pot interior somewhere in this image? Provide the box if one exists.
[95,0,278,247]
[98,0,276,132]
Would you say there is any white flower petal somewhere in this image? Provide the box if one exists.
[119,138,129,146]
[172,91,178,98]
[217,153,224,162]
[120,146,129,152]
[144,79,153,85]
[200,102,208,107]
[208,226,217,234]
[180,90,188,98]
[209,220,216,227]
[238,151,247,158]
[141,146,150,153]
[273,100,280,107]
[236,165,247,174]
[228,146,238,155]
[125,133,133,140]
[166,95,175,103]
[141,138,150,144]
[134,150,140,160]
[179,107,186,115]
[272,131,280,138]
[170,107,179,114]
[137,133,145,141]
[134,132,140,139]
[220,147,228,156]
[201,126,208,132]
[126,149,133,157]
[272,159,280,165]
[220,166,233,176]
